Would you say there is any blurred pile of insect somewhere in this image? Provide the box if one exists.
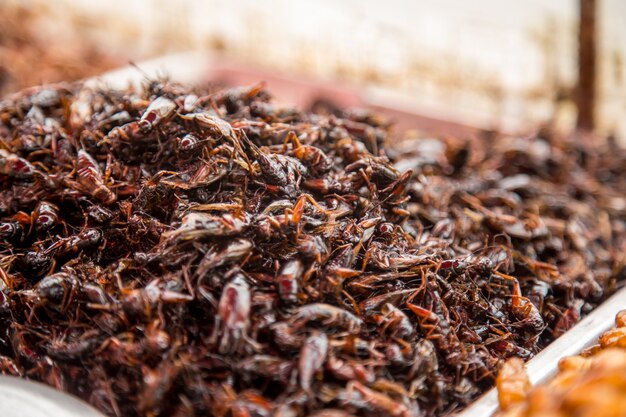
[0,79,625,417]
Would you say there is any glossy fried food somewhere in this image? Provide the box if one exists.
[496,309,626,417]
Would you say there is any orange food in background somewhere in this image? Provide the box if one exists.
[496,309,626,417]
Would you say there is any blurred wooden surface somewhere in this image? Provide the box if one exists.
[577,0,596,130]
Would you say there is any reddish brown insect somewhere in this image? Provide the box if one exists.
[0,80,622,417]
[0,149,36,179]
[213,273,252,354]
[75,149,116,205]
[138,96,177,132]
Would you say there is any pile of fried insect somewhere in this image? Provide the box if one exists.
[0,79,625,417]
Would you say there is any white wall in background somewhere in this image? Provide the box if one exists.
[21,0,626,138]
[598,0,626,139]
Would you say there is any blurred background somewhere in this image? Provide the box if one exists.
[1,0,625,140]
